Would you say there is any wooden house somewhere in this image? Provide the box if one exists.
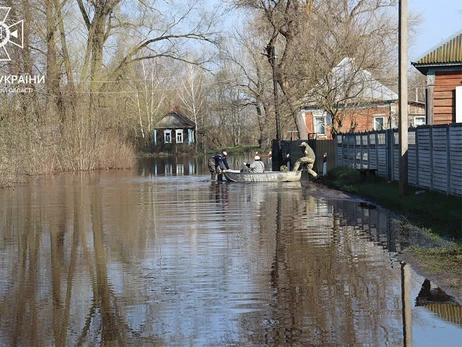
[301,58,425,140]
[153,110,196,150]
[411,30,462,125]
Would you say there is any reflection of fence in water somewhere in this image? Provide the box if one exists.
[420,303,462,326]
[331,199,453,254]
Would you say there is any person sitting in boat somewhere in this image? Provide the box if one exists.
[208,150,230,181]
[241,162,251,173]
[293,142,317,178]
[248,155,265,173]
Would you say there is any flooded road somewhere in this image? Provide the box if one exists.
[1,157,461,346]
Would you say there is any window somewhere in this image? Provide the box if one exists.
[456,86,462,123]
[176,129,183,143]
[314,115,326,135]
[164,130,172,143]
[373,116,385,130]
[413,116,425,127]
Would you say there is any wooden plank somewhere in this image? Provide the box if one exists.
[434,99,453,107]
[436,71,462,79]
[434,91,455,99]
[434,106,455,114]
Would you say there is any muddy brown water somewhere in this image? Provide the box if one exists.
[0,157,461,346]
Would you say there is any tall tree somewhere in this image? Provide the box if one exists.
[221,22,274,148]
[179,63,207,151]
[233,0,405,139]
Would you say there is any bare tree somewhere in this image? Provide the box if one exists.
[179,63,207,151]
[233,0,315,140]
[231,0,421,139]
[304,1,399,136]
[222,20,275,148]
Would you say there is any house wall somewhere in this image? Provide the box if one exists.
[154,128,194,148]
[304,106,392,140]
[303,103,425,140]
[338,106,393,133]
[433,71,462,124]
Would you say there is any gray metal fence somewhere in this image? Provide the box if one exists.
[336,124,462,196]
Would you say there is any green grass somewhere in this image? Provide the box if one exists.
[321,167,462,240]
[406,246,462,283]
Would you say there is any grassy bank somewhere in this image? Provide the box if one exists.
[318,166,462,300]
[319,167,461,240]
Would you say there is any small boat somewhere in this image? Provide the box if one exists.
[223,170,302,183]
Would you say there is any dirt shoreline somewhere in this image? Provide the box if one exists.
[398,249,462,305]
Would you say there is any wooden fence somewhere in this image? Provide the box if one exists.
[336,124,462,196]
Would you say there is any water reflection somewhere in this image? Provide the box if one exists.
[0,163,461,346]
[137,154,270,178]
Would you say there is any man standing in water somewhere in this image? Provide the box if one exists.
[293,142,317,178]
[208,150,230,181]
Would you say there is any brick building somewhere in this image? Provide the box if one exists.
[300,58,424,140]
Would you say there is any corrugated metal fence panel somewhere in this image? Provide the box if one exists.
[336,124,462,196]
[432,127,449,193]
[449,125,462,196]
[313,139,336,173]
[408,130,417,186]
[417,127,432,189]
[392,131,400,181]
[377,145,388,177]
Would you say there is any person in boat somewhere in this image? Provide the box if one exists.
[248,155,265,173]
[208,150,230,181]
[293,142,317,178]
[282,153,291,170]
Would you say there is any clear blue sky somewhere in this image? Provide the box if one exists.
[409,0,462,60]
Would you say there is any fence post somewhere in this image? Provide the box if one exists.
[386,129,392,181]
[446,125,451,195]
[353,134,358,169]
[430,126,434,191]
[415,128,420,188]
[375,132,379,173]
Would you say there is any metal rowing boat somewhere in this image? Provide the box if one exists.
[223,170,301,183]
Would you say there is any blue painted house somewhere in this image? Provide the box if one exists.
[153,110,196,150]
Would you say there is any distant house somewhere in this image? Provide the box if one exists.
[153,110,196,149]
[411,30,462,125]
[301,58,425,140]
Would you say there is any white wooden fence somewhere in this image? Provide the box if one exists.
[336,124,462,196]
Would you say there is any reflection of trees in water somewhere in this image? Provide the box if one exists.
[244,189,404,345]
[10,187,42,346]
[3,172,458,345]
[0,175,166,346]
[75,183,125,346]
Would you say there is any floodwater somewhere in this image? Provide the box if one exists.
[0,156,461,346]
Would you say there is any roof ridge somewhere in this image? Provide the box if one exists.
[412,29,462,65]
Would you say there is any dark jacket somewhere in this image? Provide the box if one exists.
[213,153,229,170]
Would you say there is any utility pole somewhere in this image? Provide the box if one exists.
[266,42,282,171]
[399,0,408,195]
[267,43,281,142]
